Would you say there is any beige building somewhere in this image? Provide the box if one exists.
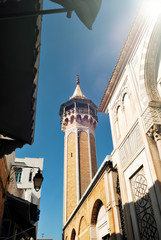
[60,0,161,239]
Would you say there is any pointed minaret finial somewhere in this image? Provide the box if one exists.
[76,75,80,85]
[70,75,86,99]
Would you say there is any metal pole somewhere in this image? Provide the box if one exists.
[0,8,68,20]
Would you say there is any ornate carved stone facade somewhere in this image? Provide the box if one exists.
[99,1,161,239]
[130,167,159,239]
[119,123,143,169]
[147,124,161,141]
[142,106,161,133]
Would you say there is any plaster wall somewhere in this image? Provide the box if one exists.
[0,152,15,225]
[14,157,43,205]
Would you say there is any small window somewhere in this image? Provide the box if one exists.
[29,171,33,182]
[15,168,22,183]
[71,153,73,157]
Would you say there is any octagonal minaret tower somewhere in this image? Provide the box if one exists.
[59,76,98,224]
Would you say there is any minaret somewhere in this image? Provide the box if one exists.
[59,76,98,224]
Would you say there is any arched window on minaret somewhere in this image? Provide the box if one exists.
[77,114,82,123]
[70,115,74,124]
[64,118,69,126]
[83,115,88,122]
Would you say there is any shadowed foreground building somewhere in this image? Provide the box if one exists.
[0,0,42,235]
[60,1,161,239]
[37,238,53,240]
[1,157,43,239]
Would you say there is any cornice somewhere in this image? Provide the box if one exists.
[99,1,148,113]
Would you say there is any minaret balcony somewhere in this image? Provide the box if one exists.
[61,113,97,131]
[63,108,75,117]
[76,107,88,114]
[63,106,97,119]
[59,76,98,130]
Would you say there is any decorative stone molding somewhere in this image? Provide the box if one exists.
[121,84,130,100]
[107,203,111,211]
[119,123,143,169]
[144,15,161,102]
[113,83,130,122]
[142,106,161,133]
[113,104,120,123]
[147,124,161,142]
[130,167,159,239]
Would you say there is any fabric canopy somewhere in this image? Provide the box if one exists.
[6,193,39,239]
[0,0,42,148]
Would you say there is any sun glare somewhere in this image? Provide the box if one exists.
[143,0,161,18]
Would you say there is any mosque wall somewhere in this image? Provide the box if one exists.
[63,165,121,240]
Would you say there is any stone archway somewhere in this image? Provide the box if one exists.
[91,199,103,225]
[91,199,110,240]
[78,216,89,239]
[144,15,161,103]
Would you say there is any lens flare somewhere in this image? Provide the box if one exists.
[143,0,161,18]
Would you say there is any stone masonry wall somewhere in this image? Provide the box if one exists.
[79,131,90,197]
[67,132,77,220]
[90,134,97,178]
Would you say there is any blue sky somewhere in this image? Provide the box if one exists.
[16,0,140,239]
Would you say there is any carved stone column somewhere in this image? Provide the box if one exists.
[147,124,161,160]
[146,124,161,198]
[90,225,97,240]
